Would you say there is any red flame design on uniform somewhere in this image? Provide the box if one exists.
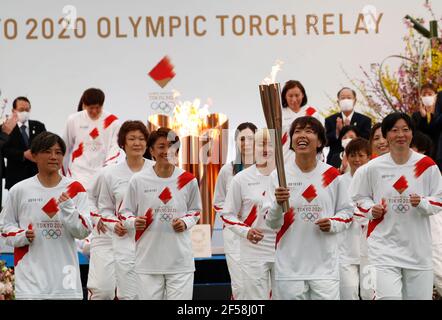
[72,143,84,163]
[393,176,408,194]
[302,184,317,203]
[103,114,118,129]
[414,156,436,178]
[322,167,340,187]
[159,187,173,204]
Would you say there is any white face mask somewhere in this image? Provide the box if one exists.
[341,138,352,150]
[17,111,30,123]
[422,95,435,107]
[339,99,354,112]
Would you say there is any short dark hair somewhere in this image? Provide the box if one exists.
[281,80,308,108]
[381,112,414,138]
[30,132,66,155]
[339,125,360,141]
[117,120,149,150]
[337,87,357,99]
[12,96,31,109]
[411,131,433,156]
[289,116,326,153]
[80,88,105,107]
[421,83,436,94]
[233,122,258,175]
[369,122,382,142]
[147,127,180,152]
[345,137,371,157]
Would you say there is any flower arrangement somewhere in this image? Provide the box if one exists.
[0,89,8,125]
[334,1,442,122]
[0,260,15,300]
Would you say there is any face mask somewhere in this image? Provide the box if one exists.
[422,95,435,107]
[17,111,30,123]
[341,138,352,149]
[339,99,354,112]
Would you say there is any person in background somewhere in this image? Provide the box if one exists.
[327,125,360,172]
[0,114,18,206]
[280,80,324,162]
[325,87,371,168]
[410,131,442,299]
[221,129,276,300]
[2,97,46,190]
[62,88,120,259]
[62,88,120,190]
[213,122,257,300]
[337,137,371,300]
[369,123,389,158]
[412,84,441,165]
[411,131,433,157]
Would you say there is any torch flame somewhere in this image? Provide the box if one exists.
[262,59,284,85]
[172,98,210,137]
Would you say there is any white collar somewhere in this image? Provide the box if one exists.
[17,120,30,128]
[341,110,355,122]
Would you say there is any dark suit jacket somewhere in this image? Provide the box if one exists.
[0,130,10,206]
[3,120,46,189]
[435,91,442,171]
[325,112,372,168]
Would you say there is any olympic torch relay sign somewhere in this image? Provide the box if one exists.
[259,61,289,213]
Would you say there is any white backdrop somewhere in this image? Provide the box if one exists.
[1,0,440,253]
[1,0,440,138]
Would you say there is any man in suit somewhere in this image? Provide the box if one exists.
[434,91,442,172]
[0,113,17,206]
[325,87,372,168]
[2,96,46,189]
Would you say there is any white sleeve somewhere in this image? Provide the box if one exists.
[119,177,138,230]
[213,167,229,213]
[62,116,75,176]
[89,172,104,226]
[266,174,285,230]
[97,173,120,229]
[350,165,377,220]
[104,121,121,166]
[58,191,92,239]
[221,177,250,238]
[329,178,354,233]
[180,179,202,230]
[0,191,30,247]
[416,165,442,216]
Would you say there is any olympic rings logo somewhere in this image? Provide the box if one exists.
[160,213,174,222]
[150,101,175,113]
[392,204,410,214]
[42,229,62,239]
[300,212,319,222]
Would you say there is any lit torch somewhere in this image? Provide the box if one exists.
[259,61,289,212]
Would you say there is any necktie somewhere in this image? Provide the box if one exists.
[20,124,29,147]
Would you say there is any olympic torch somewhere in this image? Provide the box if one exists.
[259,63,289,212]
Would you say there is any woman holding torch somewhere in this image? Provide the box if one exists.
[267,116,353,300]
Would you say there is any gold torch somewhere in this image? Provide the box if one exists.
[259,71,289,212]
[199,113,229,227]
